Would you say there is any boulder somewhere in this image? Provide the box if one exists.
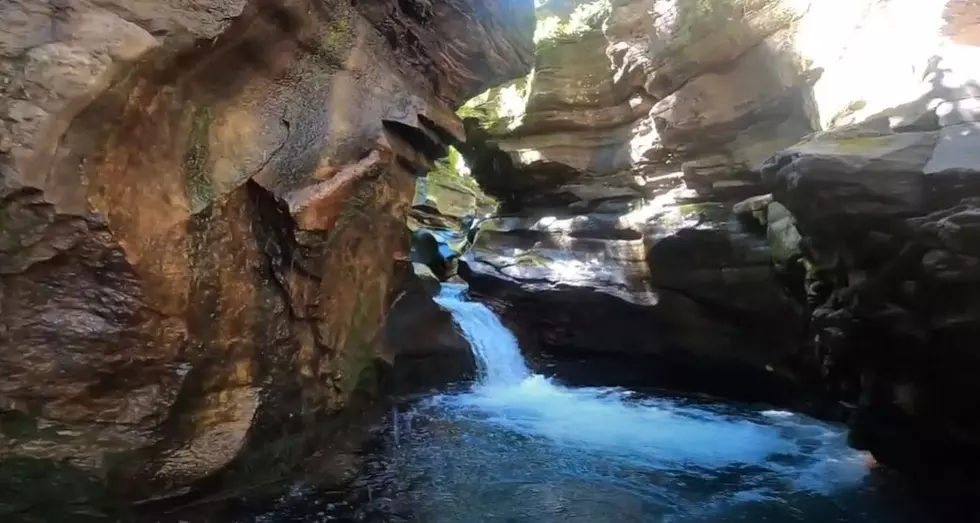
[761,127,938,229]
[382,263,475,394]
[732,193,773,224]
[645,200,799,322]
[412,262,442,295]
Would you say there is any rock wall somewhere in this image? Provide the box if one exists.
[476,0,976,203]
[0,0,533,506]
[466,0,821,207]
[459,0,980,478]
[756,1,980,477]
[456,0,818,395]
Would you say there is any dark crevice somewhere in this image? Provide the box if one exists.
[246,180,319,282]
[417,114,459,146]
[396,156,426,177]
[567,228,643,241]
[381,119,447,162]
[397,0,433,22]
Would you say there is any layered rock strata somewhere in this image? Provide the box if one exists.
[457,0,820,391]
[459,0,980,474]
[0,0,533,507]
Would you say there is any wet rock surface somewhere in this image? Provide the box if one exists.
[461,192,808,400]
[0,0,534,510]
[382,262,475,395]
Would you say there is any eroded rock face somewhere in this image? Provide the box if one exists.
[462,189,808,398]
[0,0,533,507]
[464,0,977,209]
[454,0,815,395]
[463,0,821,209]
[458,0,980,481]
[758,33,980,475]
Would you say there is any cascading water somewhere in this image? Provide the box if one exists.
[415,284,924,522]
[433,284,531,386]
[239,284,939,522]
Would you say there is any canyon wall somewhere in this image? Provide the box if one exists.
[759,0,980,478]
[458,0,980,473]
[0,0,534,507]
[459,0,821,395]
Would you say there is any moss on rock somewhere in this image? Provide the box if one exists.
[184,106,215,213]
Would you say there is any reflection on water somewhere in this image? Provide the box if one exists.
[225,286,936,522]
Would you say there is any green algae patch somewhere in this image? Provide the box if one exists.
[827,135,903,153]
[340,293,382,398]
[513,253,554,269]
[320,16,353,64]
[184,106,215,213]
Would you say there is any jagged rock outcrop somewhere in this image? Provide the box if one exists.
[0,0,534,510]
[754,17,980,475]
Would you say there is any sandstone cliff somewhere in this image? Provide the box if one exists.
[456,0,980,475]
[0,0,533,508]
[458,0,819,397]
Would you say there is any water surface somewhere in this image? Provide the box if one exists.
[234,285,935,522]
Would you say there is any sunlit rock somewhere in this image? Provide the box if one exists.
[451,0,980,480]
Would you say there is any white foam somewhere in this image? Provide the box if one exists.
[434,284,872,501]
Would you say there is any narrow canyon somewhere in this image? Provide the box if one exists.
[1,0,979,521]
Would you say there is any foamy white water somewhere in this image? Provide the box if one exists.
[434,284,531,386]
[246,284,930,522]
[433,283,871,495]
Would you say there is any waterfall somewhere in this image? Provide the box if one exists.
[240,283,908,523]
[431,282,870,493]
[239,282,897,523]
[433,284,531,386]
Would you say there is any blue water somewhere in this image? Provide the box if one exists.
[433,284,531,386]
[242,284,934,522]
